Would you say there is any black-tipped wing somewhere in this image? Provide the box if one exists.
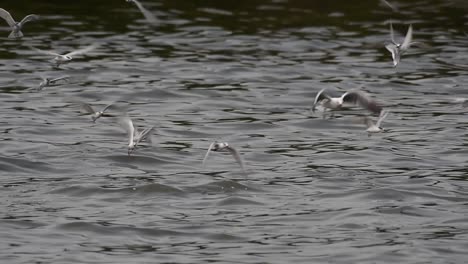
[342,91,382,114]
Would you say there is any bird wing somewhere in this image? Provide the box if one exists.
[376,110,389,127]
[80,103,96,114]
[401,24,413,51]
[30,46,61,57]
[65,44,96,57]
[19,14,39,26]
[380,0,398,12]
[0,8,16,27]
[342,91,382,114]
[363,116,375,129]
[312,88,331,112]
[136,126,154,145]
[119,116,135,145]
[49,76,69,83]
[202,142,216,168]
[226,145,246,174]
[389,22,396,44]
[100,103,114,113]
[128,0,158,24]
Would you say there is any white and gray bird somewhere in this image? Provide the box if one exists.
[0,8,39,38]
[385,23,413,67]
[363,109,389,133]
[312,89,382,117]
[80,102,114,122]
[31,45,96,67]
[37,75,69,91]
[203,141,246,174]
[119,116,154,156]
[126,0,157,24]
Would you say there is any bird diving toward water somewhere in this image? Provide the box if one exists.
[119,115,154,156]
[0,8,39,38]
[126,0,157,24]
[203,141,246,175]
[30,45,97,67]
[311,88,382,118]
[385,23,413,67]
[363,109,389,133]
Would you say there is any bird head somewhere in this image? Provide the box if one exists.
[212,142,229,151]
[128,145,135,156]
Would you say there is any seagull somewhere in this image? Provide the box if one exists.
[126,0,157,24]
[364,110,389,133]
[37,75,69,91]
[80,102,114,122]
[385,23,413,67]
[0,8,39,38]
[312,88,382,117]
[203,141,246,174]
[30,45,97,67]
[119,116,154,155]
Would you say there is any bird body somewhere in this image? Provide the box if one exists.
[385,23,413,67]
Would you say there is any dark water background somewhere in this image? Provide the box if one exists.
[1,0,468,263]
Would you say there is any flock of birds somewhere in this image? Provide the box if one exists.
[0,0,416,174]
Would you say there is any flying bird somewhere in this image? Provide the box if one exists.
[119,116,154,156]
[0,8,39,38]
[385,23,413,67]
[203,141,246,174]
[363,110,389,133]
[37,75,69,91]
[80,102,114,122]
[312,89,382,117]
[126,0,157,24]
[30,45,97,67]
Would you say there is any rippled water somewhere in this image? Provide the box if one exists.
[1,0,468,263]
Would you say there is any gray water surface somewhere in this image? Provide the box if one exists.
[1,0,468,263]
